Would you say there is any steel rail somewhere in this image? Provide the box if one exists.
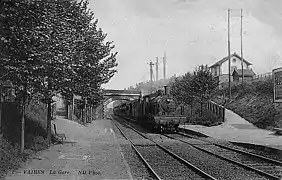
[116,118,218,180]
[165,134,280,180]
[113,121,162,180]
[178,132,282,165]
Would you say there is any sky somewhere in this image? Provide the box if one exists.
[88,0,282,89]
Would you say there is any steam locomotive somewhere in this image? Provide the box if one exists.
[113,86,187,133]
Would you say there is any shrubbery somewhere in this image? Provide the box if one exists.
[214,78,280,129]
[252,78,273,95]
[218,78,273,97]
[0,138,31,178]
[183,102,223,127]
[0,98,54,178]
[187,106,223,126]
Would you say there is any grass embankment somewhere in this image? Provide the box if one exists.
[213,78,281,130]
[176,102,223,127]
[0,99,50,179]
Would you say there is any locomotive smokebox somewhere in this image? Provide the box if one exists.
[164,86,170,96]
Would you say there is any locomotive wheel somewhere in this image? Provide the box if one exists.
[160,125,165,134]
[174,126,179,133]
[175,127,179,133]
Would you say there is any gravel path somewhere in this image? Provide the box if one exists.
[5,119,133,180]
[161,141,269,180]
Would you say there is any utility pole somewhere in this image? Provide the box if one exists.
[156,57,159,83]
[240,8,244,83]
[163,52,166,80]
[228,9,231,99]
[149,61,154,93]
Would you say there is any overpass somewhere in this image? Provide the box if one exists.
[103,89,141,104]
[100,89,142,118]
[103,89,141,97]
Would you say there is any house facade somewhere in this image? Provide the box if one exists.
[232,69,255,82]
[210,52,255,84]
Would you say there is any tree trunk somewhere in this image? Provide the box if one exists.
[190,102,193,116]
[46,78,52,145]
[46,99,52,145]
[0,86,2,133]
[65,100,68,119]
[84,101,87,124]
[20,83,27,154]
[200,101,203,117]
[20,94,26,154]
[90,106,92,121]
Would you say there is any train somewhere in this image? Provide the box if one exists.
[113,86,187,133]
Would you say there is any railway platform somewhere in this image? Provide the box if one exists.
[5,117,133,180]
[179,108,282,151]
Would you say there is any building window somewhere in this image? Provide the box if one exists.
[232,58,236,63]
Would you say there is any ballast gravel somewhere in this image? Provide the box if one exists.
[120,144,155,180]
[161,141,269,180]
[225,143,282,162]
[136,145,206,180]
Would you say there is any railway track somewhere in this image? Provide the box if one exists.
[164,132,282,180]
[113,116,275,179]
[113,119,216,180]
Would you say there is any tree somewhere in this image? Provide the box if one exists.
[0,0,118,149]
[0,0,47,151]
[169,72,194,115]
[60,1,117,123]
[190,65,219,116]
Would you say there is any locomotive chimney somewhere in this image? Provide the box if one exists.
[164,86,170,96]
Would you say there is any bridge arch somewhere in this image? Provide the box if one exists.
[102,89,141,117]
[103,89,141,105]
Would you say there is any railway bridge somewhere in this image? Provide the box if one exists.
[101,89,141,118]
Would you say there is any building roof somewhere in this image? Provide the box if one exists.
[232,68,256,77]
[210,52,252,68]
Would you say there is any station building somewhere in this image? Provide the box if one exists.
[209,52,256,85]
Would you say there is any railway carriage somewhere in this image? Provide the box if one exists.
[114,86,187,133]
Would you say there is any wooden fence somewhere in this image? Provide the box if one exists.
[253,72,272,80]
[206,100,225,122]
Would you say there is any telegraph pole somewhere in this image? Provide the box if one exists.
[240,9,244,83]
[163,52,166,80]
[156,57,159,83]
[149,61,154,93]
[228,9,231,99]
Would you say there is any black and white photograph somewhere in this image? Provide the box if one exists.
[0,0,282,179]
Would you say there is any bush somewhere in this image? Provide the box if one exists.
[187,105,223,127]
[0,96,51,178]
[253,104,277,129]
[31,136,49,151]
[212,78,281,130]
[0,137,35,178]
[253,78,273,95]
[0,138,23,177]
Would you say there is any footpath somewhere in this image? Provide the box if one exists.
[5,117,133,180]
[180,109,282,150]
